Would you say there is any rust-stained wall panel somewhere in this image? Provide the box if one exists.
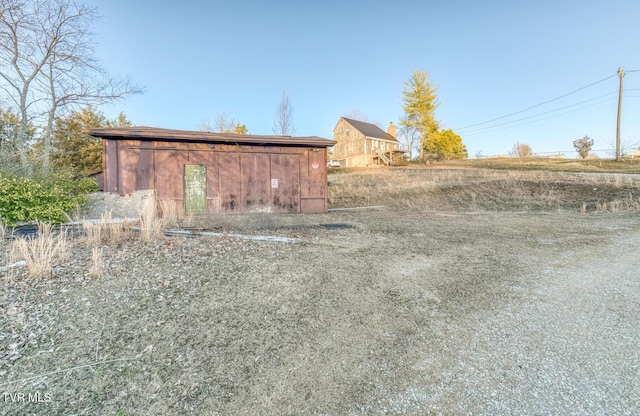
[300,149,327,199]
[188,142,210,151]
[301,198,326,213]
[241,153,271,211]
[118,145,139,196]
[270,153,300,213]
[219,152,241,211]
[137,143,153,190]
[154,149,187,202]
[103,139,119,192]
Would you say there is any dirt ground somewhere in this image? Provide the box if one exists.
[1,168,640,415]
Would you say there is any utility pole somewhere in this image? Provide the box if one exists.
[616,67,625,161]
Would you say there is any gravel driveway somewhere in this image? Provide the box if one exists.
[2,175,639,414]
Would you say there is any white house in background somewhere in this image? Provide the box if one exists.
[625,146,640,158]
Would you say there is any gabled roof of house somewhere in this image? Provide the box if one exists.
[85,127,335,147]
[339,117,398,142]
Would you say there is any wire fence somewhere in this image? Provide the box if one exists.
[475,146,640,159]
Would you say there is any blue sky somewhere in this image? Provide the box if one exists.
[87,0,640,158]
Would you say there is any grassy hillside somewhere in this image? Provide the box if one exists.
[439,157,640,174]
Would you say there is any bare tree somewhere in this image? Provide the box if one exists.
[606,137,640,158]
[0,0,141,172]
[509,142,534,158]
[201,113,247,134]
[343,109,368,122]
[272,90,295,136]
[399,123,419,161]
[200,117,214,132]
[214,113,236,133]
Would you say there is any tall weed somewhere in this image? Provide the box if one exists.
[10,222,68,279]
[83,211,132,245]
[139,193,165,241]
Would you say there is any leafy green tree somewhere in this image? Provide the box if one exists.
[51,106,104,175]
[0,109,19,151]
[573,135,594,159]
[400,70,439,160]
[427,129,468,160]
[50,106,132,175]
[106,111,133,128]
[0,109,21,163]
[0,108,35,173]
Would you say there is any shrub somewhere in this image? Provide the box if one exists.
[0,170,98,226]
[425,129,468,160]
[82,211,133,246]
[573,135,594,159]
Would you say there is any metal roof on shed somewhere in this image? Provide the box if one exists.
[85,127,335,147]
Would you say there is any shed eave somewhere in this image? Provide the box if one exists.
[84,127,335,148]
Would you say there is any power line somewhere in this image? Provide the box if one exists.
[460,91,617,135]
[461,96,617,137]
[455,73,618,131]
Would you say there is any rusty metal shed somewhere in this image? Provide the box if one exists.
[86,127,335,214]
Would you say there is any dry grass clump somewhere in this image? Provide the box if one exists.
[82,211,133,246]
[9,222,68,279]
[158,199,179,229]
[81,195,178,245]
[139,195,166,241]
[596,195,640,213]
[0,221,10,269]
[89,246,104,279]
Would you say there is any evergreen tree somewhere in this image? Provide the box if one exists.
[400,70,439,160]
[51,106,132,175]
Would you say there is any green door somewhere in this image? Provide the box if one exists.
[184,165,206,215]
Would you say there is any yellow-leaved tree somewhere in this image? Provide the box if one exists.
[427,129,468,160]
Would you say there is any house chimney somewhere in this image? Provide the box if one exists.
[387,122,397,138]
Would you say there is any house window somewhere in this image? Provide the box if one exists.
[345,127,350,136]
